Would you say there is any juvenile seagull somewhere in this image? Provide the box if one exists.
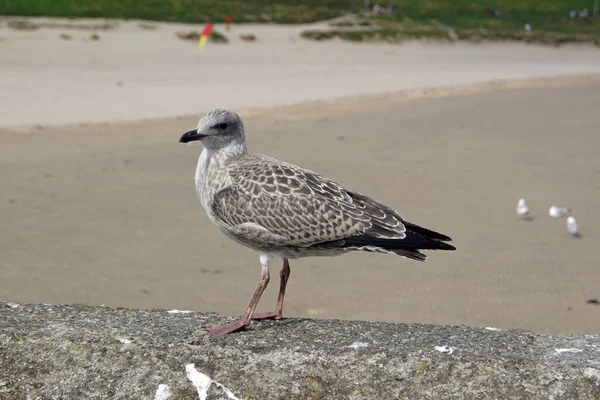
[179,109,456,336]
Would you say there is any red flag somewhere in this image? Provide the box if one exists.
[202,23,213,37]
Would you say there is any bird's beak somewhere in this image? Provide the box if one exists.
[179,129,205,143]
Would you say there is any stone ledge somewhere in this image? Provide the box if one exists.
[0,301,599,399]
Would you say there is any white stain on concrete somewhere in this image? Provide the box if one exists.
[584,368,600,381]
[154,384,173,400]
[185,364,241,400]
[347,342,369,350]
[168,309,193,314]
[555,348,583,354]
[116,337,133,344]
[485,327,502,331]
[435,345,457,355]
[6,302,20,308]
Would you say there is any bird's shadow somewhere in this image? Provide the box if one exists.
[520,216,535,221]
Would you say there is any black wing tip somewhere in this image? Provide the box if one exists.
[438,242,456,251]
[403,221,453,242]
[437,234,453,242]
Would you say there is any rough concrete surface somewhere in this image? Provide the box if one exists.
[0,302,599,399]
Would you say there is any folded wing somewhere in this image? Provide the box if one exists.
[211,154,454,259]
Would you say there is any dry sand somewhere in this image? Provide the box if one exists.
[1,17,600,127]
[1,18,599,334]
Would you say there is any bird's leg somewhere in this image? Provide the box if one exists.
[252,258,291,320]
[205,254,272,337]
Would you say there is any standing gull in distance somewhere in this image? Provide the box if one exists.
[516,198,530,219]
[179,109,456,336]
[566,216,580,237]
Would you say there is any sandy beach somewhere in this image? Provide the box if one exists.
[1,17,599,334]
[2,17,600,127]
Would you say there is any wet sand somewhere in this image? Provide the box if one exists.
[2,79,600,334]
[2,16,599,334]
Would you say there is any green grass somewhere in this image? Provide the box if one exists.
[387,0,600,35]
[175,29,229,44]
[1,0,599,37]
[0,0,355,24]
[209,30,229,43]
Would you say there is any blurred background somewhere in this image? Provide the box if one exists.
[1,1,599,334]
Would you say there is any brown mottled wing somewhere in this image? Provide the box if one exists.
[210,155,406,246]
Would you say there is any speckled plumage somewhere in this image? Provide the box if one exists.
[179,108,455,336]
[187,108,455,261]
[211,154,407,255]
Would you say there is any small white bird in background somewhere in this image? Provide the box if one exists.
[516,198,530,218]
[549,206,571,218]
[566,216,580,237]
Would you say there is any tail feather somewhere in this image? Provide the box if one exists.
[339,223,455,261]
[344,233,456,252]
[338,243,428,261]
[392,249,428,261]
[309,219,455,262]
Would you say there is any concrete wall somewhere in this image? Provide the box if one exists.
[1,301,599,399]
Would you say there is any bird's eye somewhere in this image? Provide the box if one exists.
[219,122,227,130]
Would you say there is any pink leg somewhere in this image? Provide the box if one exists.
[252,259,291,320]
[205,257,271,337]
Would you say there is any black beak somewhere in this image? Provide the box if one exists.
[179,130,205,143]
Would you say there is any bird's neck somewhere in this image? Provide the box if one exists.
[195,143,247,211]
[197,141,248,179]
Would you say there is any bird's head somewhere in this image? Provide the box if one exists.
[179,108,246,151]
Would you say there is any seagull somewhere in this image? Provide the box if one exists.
[566,216,580,237]
[516,198,530,218]
[179,109,456,336]
[549,206,571,218]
